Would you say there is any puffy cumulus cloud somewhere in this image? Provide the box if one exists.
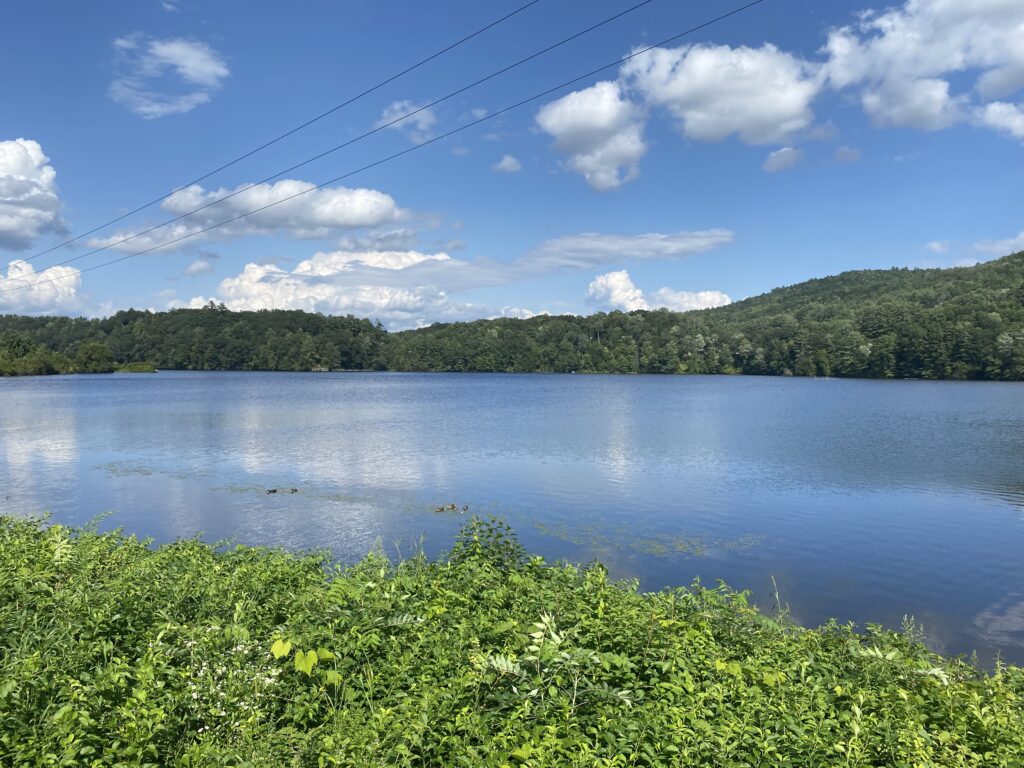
[762,147,803,173]
[0,260,80,313]
[649,286,732,311]
[529,230,733,270]
[822,0,1024,131]
[0,139,64,251]
[181,226,732,327]
[587,270,648,311]
[622,43,822,144]
[89,180,402,252]
[974,231,1024,256]
[535,81,646,190]
[110,34,229,119]
[181,249,522,329]
[978,101,1024,140]
[925,240,950,254]
[862,78,962,130]
[162,181,400,233]
[587,269,731,313]
[493,155,522,173]
[205,262,457,324]
[375,100,437,144]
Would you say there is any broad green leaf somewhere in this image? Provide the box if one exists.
[294,648,318,675]
[270,638,292,659]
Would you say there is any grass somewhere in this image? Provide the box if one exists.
[1,514,1022,767]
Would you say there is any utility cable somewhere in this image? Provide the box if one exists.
[0,0,766,298]
[20,0,543,262]
[29,0,657,274]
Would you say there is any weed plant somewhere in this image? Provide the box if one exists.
[1,515,1021,766]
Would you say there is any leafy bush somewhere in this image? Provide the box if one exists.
[74,341,115,374]
[0,331,71,376]
[1,515,1021,766]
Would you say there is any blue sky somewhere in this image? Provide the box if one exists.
[1,0,1022,327]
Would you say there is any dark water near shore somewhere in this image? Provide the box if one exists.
[2,371,1023,664]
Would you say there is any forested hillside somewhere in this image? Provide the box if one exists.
[2,252,1023,379]
[388,252,1024,379]
[0,308,387,373]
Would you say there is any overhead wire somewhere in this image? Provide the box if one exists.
[26,0,658,274]
[0,0,766,299]
[19,0,544,263]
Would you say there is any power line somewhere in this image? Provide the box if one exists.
[1,0,766,299]
[30,0,658,274]
[20,0,543,263]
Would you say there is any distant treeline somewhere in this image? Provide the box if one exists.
[3,252,1023,380]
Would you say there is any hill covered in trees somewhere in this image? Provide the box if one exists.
[2,251,1023,380]
[390,252,1024,379]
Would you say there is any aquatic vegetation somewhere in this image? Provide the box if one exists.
[96,462,155,478]
[1,515,1021,766]
[96,463,189,481]
[533,519,762,558]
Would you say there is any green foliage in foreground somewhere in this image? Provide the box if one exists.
[2,517,1022,767]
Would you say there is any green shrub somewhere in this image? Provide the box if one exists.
[74,341,116,373]
[0,515,1021,766]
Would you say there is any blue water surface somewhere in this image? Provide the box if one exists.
[2,371,1023,664]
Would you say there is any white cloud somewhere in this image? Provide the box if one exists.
[182,226,732,327]
[762,146,803,173]
[182,249,505,329]
[535,81,647,190]
[493,155,522,173]
[622,43,822,144]
[529,230,733,270]
[293,249,451,275]
[0,138,64,251]
[587,269,731,313]
[184,257,214,276]
[649,286,732,311]
[587,270,649,311]
[375,100,437,144]
[975,231,1024,256]
[89,179,402,252]
[823,1,1024,131]
[0,259,80,313]
[110,35,229,119]
[978,101,1024,140]
[862,78,963,130]
[925,240,950,254]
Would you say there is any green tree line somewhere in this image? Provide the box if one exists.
[2,252,1023,379]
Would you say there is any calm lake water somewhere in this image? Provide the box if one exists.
[2,371,1023,664]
